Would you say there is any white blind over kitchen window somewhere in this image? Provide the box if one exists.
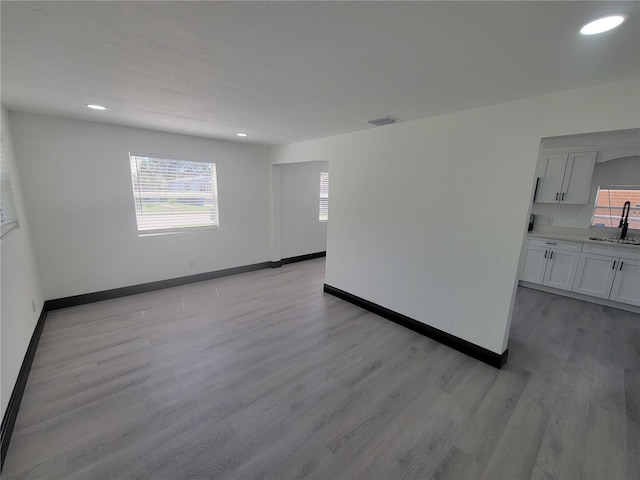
[129,154,219,234]
[319,171,329,222]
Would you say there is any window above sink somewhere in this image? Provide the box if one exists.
[591,186,640,229]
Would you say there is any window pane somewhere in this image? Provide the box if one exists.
[591,187,640,229]
[1,140,20,238]
[319,171,329,221]
[129,154,219,233]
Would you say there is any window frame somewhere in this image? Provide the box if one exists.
[319,171,329,222]
[590,185,640,233]
[1,140,20,238]
[128,152,220,236]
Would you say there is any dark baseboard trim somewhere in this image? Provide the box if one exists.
[271,251,326,268]
[1,307,48,470]
[46,261,276,311]
[48,254,328,310]
[0,255,328,471]
[323,284,508,369]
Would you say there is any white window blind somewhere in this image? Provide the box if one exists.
[129,154,219,234]
[319,171,329,222]
[1,139,20,238]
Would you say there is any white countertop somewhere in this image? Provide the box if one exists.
[527,227,640,250]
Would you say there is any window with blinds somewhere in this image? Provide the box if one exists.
[319,171,329,222]
[591,186,640,229]
[1,140,20,238]
[129,154,219,235]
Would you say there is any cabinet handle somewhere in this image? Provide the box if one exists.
[556,192,559,201]
[544,250,548,259]
[561,192,565,201]
[549,251,554,259]
[620,261,624,271]
[545,242,557,245]
[612,260,617,270]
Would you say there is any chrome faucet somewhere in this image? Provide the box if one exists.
[619,200,631,239]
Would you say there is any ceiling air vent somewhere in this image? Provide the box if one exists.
[367,115,398,127]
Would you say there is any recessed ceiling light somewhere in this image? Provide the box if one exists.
[86,104,107,110]
[236,133,248,137]
[580,14,626,35]
[367,116,399,126]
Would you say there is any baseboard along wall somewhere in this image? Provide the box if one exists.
[323,284,508,369]
[0,251,325,471]
[0,307,47,470]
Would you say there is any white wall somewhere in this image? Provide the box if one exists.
[9,112,272,300]
[277,161,328,258]
[1,107,44,418]
[272,78,640,355]
[532,155,640,229]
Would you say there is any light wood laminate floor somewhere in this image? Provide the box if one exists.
[3,258,639,479]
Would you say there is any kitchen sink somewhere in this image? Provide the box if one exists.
[588,236,640,246]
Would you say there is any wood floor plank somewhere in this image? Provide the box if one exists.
[453,363,531,466]
[268,443,338,480]
[439,359,500,426]
[2,260,637,479]
[625,367,640,480]
[530,463,558,480]
[590,361,626,418]
[622,327,640,371]
[534,328,597,480]
[481,368,556,480]
[322,370,452,479]
[580,404,628,480]
[429,445,484,480]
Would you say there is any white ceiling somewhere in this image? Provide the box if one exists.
[2,1,639,146]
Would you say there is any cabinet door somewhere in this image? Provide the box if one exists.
[573,253,616,299]
[560,151,596,204]
[543,250,579,291]
[610,259,640,306]
[521,246,548,284]
[536,153,568,203]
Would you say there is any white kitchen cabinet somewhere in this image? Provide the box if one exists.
[573,253,617,298]
[536,153,567,204]
[521,239,581,291]
[520,245,548,284]
[572,244,640,306]
[522,237,640,310]
[610,259,640,306]
[535,151,596,205]
[543,249,581,290]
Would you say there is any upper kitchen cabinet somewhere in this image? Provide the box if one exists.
[535,151,596,204]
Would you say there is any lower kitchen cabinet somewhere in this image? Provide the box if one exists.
[543,249,580,290]
[520,246,547,284]
[610,258,640,306]
[573,253,617,299]
[521,237,640,310]
[572,244,640,307]
[521,238,581,291]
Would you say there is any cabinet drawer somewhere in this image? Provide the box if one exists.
[527,237,582,252]
[582,243,640,261]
